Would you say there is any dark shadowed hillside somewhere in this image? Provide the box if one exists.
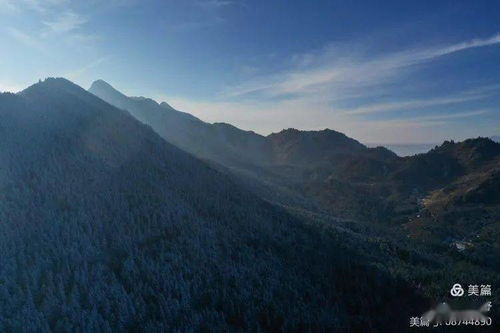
[0,78,437,331]
[266,128,366,166]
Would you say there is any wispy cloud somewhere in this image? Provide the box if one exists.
[165,33,499,142]
[167,0,238,32]
[2,0,125,46]
[6,27,47,53]
[159,94,492,138]
[0,0,69,14]
[5,2,96,54]
[224,33,500,100]
[64,56,112,80]
[428,33,500,58]
[370,109,490,128]
[417,109,489,121]
[339,91,490,115]
[200,0,235,7]
[42,11,87,33]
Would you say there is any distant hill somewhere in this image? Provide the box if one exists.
[0,78,431,331]
[302,138,500,250]
[267,128,369,166]
[400,139,500,249]
[89,80,499,257]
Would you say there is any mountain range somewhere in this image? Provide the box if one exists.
[0,78,437,331]
[90,80,500,253]
[0,77,497,331]
[89,80,393,169]
[90,78,500,321]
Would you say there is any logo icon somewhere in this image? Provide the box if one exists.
[450,283,464,297]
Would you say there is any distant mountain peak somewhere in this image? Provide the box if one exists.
[268,127,363,146]
[90,79,113,88]
[159,101,174,110]
[20,77,88,98]
[433,137,499,153]
[269,127,350,137]
[281,128,301,133]
[24,77,76,90]
[89,79,124,96]
[90,80,168,111]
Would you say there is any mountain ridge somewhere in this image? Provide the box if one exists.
[89,79,394,169]
[88,79,500,251]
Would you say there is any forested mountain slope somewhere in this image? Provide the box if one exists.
[0,78,429,331]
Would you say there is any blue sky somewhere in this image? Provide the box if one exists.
[0,0,499,143]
